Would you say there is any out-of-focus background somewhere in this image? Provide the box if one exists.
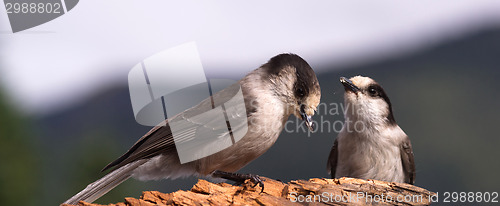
[1,1,500,205]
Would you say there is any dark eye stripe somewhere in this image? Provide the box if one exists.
[365,83,397,125]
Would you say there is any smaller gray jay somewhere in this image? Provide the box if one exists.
[327,76,415,184]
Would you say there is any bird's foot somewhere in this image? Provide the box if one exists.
[211,170,265,193]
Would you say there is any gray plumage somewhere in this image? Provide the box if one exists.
[63,54,321,205]
[327,76,415,184]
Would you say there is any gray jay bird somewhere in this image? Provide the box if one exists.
[327,76,415,184]
[63,53,321,205]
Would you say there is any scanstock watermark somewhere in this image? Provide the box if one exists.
[128,42,248,164]
[3,0,79,32]
[290,191,434,204]
[290,191,499,204]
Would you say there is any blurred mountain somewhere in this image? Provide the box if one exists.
[35,26,500,205]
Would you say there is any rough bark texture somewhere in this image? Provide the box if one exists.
[63,177,435,206]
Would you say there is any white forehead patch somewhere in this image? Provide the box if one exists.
[350,76,375,88]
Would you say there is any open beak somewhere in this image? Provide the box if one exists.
[300,105,314,131]
[340,77,360,93]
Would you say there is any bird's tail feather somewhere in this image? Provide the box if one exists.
[62,159,147,205]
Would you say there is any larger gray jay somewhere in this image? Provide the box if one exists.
[63,53,321,205]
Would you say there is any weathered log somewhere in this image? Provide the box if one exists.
[64,177,435,205]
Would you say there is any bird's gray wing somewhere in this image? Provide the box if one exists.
[101,123,175,172]
[400,136,416,184]
[327,138,338,178]
[102,83,249,172]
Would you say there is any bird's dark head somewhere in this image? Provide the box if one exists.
[340,76,396,125]
[263,53,321,131]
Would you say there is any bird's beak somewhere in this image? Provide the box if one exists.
[300,105,314,131]
[340,77,360,93]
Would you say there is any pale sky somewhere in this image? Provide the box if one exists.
[1,0,500,114]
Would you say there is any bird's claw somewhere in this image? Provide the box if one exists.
[248,174,265,193]
[211,170,265,193]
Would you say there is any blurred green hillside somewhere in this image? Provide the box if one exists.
[1,26,499,206]
[0,88,40,206]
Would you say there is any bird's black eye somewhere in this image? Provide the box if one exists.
[368,86,379,97]
[296,88,305,97]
